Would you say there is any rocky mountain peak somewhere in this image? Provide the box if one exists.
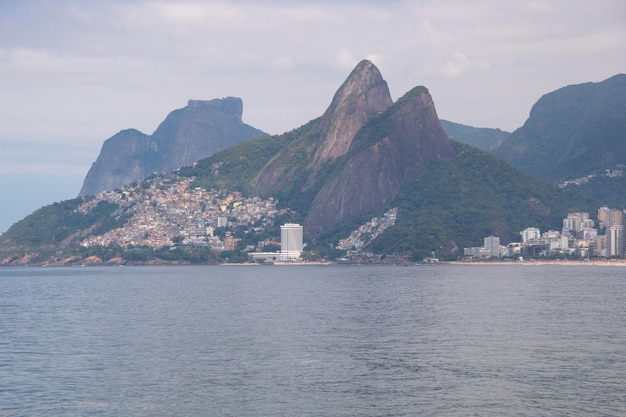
[78,97,265,197]
[312,60,393,164]
[186,97,243,119]
[252,60,394,196]
[303,86,456,237]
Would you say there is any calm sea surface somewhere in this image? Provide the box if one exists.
[0,264,625,416]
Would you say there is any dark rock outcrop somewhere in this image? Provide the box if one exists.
[79,129,154,196]
[79,97,265,196]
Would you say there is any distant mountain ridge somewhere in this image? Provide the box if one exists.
[440,120,510,152]
[495,74,626,183]
[79,97,266,196]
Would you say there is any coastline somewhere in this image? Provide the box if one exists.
[3,253,626,267]
[448,259,626,266]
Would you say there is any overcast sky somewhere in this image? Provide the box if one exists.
[1,0,625,233]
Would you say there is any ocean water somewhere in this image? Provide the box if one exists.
[0,264,625,416]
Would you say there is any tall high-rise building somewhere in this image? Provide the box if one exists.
[597,207,624,257]
[598,206,623,229]
[607,225,624,257]
[280,223,303,260]
[223,232,237,251]
[598,206,611,228]
[610,210,623,226]
[484,236,501,258]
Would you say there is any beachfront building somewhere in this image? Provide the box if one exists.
[607,225,624,257]
[484,236,501,258]
[280,223,303,260]
[521,227,541,243]
[464,235,505,259]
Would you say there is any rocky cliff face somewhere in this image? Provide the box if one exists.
[250,60,456,238]
[310,60,393,166]
[303,86,456,237]
[253,60,393,195]
[79,97,265,196]
[79,129,154,196]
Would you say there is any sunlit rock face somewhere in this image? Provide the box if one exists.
[304,86,456,237]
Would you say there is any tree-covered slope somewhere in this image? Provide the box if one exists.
[369,142,594,260]
[0,198,125,250]
[563,174,626,208]
[179,131,291,195]
[440,120,510,151]
[495,74,626,183]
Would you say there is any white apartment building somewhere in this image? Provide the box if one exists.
[280,223,304,260]
[521,227,541,243]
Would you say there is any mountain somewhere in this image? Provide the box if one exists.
[303,86,456,237]
[495,74,626,184]
[252,60,393,198]
[0,60,594,264]
[191,60,456,238]
[440,120,510,151]
[368,142,591,258]
[179,60,591,252]
[79,97,266,197]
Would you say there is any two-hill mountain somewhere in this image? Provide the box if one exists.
[179,61,591,257]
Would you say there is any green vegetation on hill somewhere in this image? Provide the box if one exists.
[567,175,626,208]
[179,118,346,217]
[1,198,126,249]
[368,142,594,260]
[0,140,599,263]
[3,66,619,265]
[179,132,285,194]
[495,74,626,183]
